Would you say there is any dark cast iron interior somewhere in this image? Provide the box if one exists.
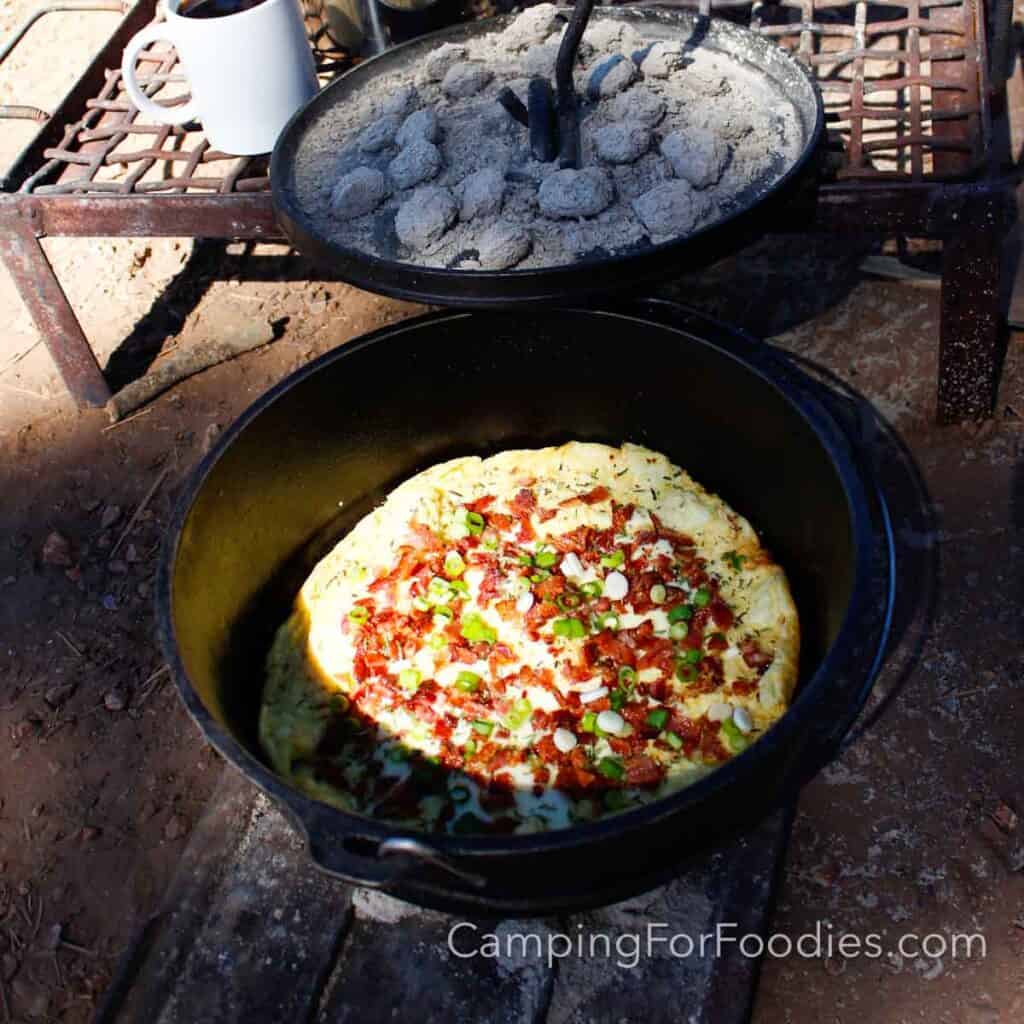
[158,308,878,915]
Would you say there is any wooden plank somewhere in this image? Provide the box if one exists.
[95,769,353,1023]
[99,770,790,1023]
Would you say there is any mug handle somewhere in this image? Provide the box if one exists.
[120,22,200,126]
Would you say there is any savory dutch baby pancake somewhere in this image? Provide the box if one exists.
[260,442,799,834]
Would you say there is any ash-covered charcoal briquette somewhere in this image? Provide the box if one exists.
[357,115,401,154]
[538,167,615,219]
[608,85,666,128]
[423,43,467,82]
[395,185,458,251]
[380,83,419,118]
[581,19,644,60]
[586,54,638,100]
[388,137,443,190]
[641,40,688,79]
[522,41,561,80]
[330,167,387,220]
[593,122,651,165]
[396,108,441,148]
[441,62,494,99]
[459,166,506,221]
[476,220,532,270]
[632,180,707,237]
[661,128,730,189]
[499,2,561,51]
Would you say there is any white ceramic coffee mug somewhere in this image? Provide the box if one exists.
[121,0,319,155]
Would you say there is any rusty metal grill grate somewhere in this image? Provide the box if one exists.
[7,0,990,195]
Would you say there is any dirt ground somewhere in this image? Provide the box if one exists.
[1,5,1023,1023]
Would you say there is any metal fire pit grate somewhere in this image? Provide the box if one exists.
[5,0,990,196]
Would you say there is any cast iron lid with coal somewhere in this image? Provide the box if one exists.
[270,4,824,306]
[157,307,888,915]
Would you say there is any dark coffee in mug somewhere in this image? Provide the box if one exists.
[178,0,270,19]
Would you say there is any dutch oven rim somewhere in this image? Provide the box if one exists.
[156,307,876,864]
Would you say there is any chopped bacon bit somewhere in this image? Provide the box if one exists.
[408,521,443,550]
[706,633,728,653]
[534,575,566,601]
[494,598,518,622]
[611,502,634,534]
[551,525,592,553]
[538,507,559,522]
[487,512,515,532]
[561,485,610,507]
[588,631,636,667]
[741,638,774,671]
[465,495,495,513]
[511,488,537,515]
[569,747,599,790]
[624,755,665,787]
[710,598,734,630]
[479,566,505,602]
[730,678,759,696]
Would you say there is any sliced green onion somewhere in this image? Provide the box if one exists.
[448,579,470,597]
[449,784,471,803]
[618,665,637,685]
[455,670,482,693]
[676,662,698,683]
[555,592,583,612]
[412,595,432,612]
[529,569,551,583]
[444,551,466,578]
[721,718,750,753]
[604,789,630,811]
[460,613,497,644]
[723,550,747,571]
[609,688,626,711]
[503,697,533,730]
[465,511,486,535]
[682,648,702,665]
[580,580,603,599]
[463,739,477,758]
[669,622,689,641]
[580,710,598,733]
[594,612,620,632]
[534,547,558,568]
[398,668,421,690]
[668,604,694,623]
[427,576,451,604]
[650,583,667,604]
[553,617,586,639]
[348,605,370,625]
[663,730,684,750]
[646,708,670,730]
[428,634,448,651]
[596,756,625,781]
[471,720,494,736]
[693,587,711,608]
[433,606,454,627]
[517,554,534,566]
[600,549,625,570]
[482,531,500,551]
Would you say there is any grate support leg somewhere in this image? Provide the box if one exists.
[0,208,111,408]
[936,192,1011,424]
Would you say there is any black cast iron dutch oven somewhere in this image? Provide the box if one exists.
[157,306,887,916]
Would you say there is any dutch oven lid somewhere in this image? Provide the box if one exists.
[269,6,825,308]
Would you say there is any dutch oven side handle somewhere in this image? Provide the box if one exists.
[302,819,488,891]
